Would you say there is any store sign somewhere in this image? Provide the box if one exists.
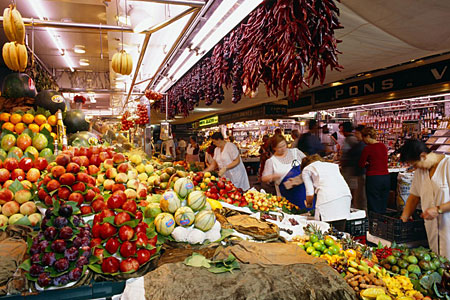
[199,116,219,127]
[220,104,287,124]
[289,58,450,106]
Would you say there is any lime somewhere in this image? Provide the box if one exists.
[298,244,305,250]
[319,239,325,245]
[329,245,340,255]
[407,264,421,275]
[318,244,327,253]
[387,255,397,265]
[323,249,332,256]
[324,238,335,247]
[306,246,315,254]
[407,255,418,265]
[311,251,321,257]
[313,242,322,251]
[423,253,431,262]
[309,234,318,243]
[304,242,313,248]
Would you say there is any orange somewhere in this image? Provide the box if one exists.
[0,113,11,122]
[10,113,22,124]
[28,123,40,133]
[14,123,26,134]
[40,123,52,133]
[22,113,34,124]
[34,114,47,125]
[47,115,57,126]
[2,122,14,132]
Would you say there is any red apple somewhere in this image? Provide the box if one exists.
[105,238,120,254]
[94,248,105,264]
[71,156,82,166]
[79,156,90,167]
[114,211,131,225]
[10,169,25,181]
[136,232,148,247]
[76,172,90,183]
[117,163,129,173]
[90,237,102,248]
[4,158,18,171]
[89,154,100,167]
[113,190,127,202]
[72,182,86,192]
[0,189,13,204]
[120,241,136,258]
[99,151,109,162]
[87,175,96,185]
[0,169,10,183]
[101,209,115,219]
[18,157,33,172]
[135,211,143,220]
[46,179,60,192]
[112,184,126,193]
[100,223,117,240]
[148,235,157,247]
[113,153,125,164]
[66,162,81,174]
[44,195,56,206]
[59,173,75,186]
[80,206,93,215]
[78,147,88,157]
[38,188,48,200]
[135,222,148,235]
[122,200,137,214]
[42,174,52,185]
[55,154,70,166]
[68,192,84,206]
[137,187,148,199]
[88,165,100,175]
[119,257,139,273]
[107,195,125,210]
[26,168,40,182]
[91,199,107,213]
[103,159,114,169]
[105,168,117,179]
[84,189,96,202]
[51,166,66,178]
[119,225,134,241]
[33,157,48,171]
[137,249,151,265]
[92,224,102,238]
[102,256,120,273]
[58,187,71,200]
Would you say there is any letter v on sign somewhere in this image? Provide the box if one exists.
[431,66,447,80]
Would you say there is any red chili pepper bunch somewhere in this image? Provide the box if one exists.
[374,246,402,260]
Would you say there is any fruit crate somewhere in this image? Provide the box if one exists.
[1,280,126,300]
[369,209,426,244]
[345,217,368,237]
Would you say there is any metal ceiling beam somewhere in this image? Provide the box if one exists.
[121,7,198,112]
[129,0,205,7]
[0,17,134,33]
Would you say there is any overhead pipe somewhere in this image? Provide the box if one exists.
[121,7,198,112]
[129,0,205,7]
[0,17,134,33]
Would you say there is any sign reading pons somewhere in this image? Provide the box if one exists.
[199,116,219,127]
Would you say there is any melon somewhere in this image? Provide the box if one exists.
[1,73,37,99]
[160,190,181,213]
[173,177,194,198]
[194,209,216,232]
[144,202,162,218]
[155,213,175,236]
[187,191,206,211]
[64,110,89,134]
[35,90,67,114]
[174,206,195,227]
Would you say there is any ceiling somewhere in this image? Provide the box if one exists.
[0,0,450,124]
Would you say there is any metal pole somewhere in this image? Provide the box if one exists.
[129,0,205,8]
[138,6,197,34]
[0,17,135,33]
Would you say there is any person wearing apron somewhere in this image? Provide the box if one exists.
[400,140,450,258]
[262,134,306,196]
[204,132,250,191]
[185,136,200,163]
[301,154,352,230]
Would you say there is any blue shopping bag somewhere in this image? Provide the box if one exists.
[278,160,314,211]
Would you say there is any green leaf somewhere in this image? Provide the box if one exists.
[184,252,211,268]
[19,258,31,271]
[420,272,442,290]
[24,151,36,161]
[26,272,37,282]
[101,216,115,225]
[119,219,140,228]
[36,107,51,118]
[88,264,103,274]
[7,151,20,160]
[13,216,31,226]
[8,179,24,193]
[215,228,234,243]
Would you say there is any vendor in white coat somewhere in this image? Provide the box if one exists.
[399,140,450,258]
[204,132,250,191]
[301,154,352,231]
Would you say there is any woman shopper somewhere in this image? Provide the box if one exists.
[399,139,450,257]
[204,132,250,191]
[262,134,306,196]
[185,136,200,163]
[301,154,352,230]
[359,127,390,213]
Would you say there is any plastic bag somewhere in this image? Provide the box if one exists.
[278,160,308,209]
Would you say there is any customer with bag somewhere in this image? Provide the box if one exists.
[300,154,352,230]
[262,135,306,207]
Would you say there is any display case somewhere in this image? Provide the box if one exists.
[425,129,450,154]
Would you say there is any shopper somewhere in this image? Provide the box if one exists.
[205,144,216,168]
[297,119,325,155]
[359,127,389,213]
[321,126,335,153]
[399,139,450,257]
[332,123,346,153]
[178,138,187,160]
[290,129,300,148]
[301,154,352,230]
[351,125,367,211]
[262,134,306,196]
[185,136,200,163]
[204,132,250,191]
[340,122,359,202]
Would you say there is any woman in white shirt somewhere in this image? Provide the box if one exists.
[301,154,351,229]
[185,136,200,163]
[204,132,250,191]
[262,135,306,196]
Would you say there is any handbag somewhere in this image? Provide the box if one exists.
[278,160,312,210]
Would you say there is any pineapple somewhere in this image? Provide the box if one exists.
[303,223,324,240]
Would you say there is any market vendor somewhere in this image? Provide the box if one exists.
[186,136,200,163]
[204,132,250,191]
[301,154,352,231]
[399,139,450,258]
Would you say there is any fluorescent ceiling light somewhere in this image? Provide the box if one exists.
[29,0,75,71]
[193,107,219,112]
[331,81,342,87]
[74,45,86,54]
[79,59,90,66]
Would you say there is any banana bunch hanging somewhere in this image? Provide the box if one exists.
[111,50,133,75]
[2,4,27,72]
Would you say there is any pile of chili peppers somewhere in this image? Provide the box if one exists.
[375,246,403,260]
[164,0,342,117]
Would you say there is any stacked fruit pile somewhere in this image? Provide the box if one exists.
[135,104,149,125]
[0,111,56,159]
[244,189,299,212]
[22,203,92,288]
[0,156,48,226]
[121,111,134,131]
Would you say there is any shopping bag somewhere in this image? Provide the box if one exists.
[278,160,312,210]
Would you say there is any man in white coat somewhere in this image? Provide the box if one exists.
[399,140,450,258]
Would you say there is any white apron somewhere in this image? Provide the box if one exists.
[409,156,450,258]
[214,142,250,191]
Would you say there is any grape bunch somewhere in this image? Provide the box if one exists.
[135,104,149,125]
[121,111,134,130]
[24,204,91,288]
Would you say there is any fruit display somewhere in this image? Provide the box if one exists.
[3,4,26,44]
[244,189,300,212]
[121,111,134,131]
[20,202,91,288]
[2,41,27,72]
[135,104,149,125]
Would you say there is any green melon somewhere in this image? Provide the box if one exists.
[187,190,206,211]
[160,190,181,213]
[1,73,37,99]
[35,90,67,114]
[173,177,194,198]
[194,209,216,232]
[174,206,195,227]
[155,213,175,236]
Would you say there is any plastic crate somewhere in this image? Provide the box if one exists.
[369,209,426,243]
[345,218,368,237]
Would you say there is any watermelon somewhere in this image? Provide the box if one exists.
[173,177,194,198]
[187,191,206,211]
[194,209,216,232]
[35,90,67,114]
[64,110,89,134]
[174,206,195,227]
[160,190,181,213]
[1,73,37,98]
[155,213,175,236]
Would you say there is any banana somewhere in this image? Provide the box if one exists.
[3,6,14,42]
[3,5,25,44]
[348,260,359,268]
[348,267,358,274]
[8,42,20,71]
[2,43,13,70]
[17,43,27,71]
